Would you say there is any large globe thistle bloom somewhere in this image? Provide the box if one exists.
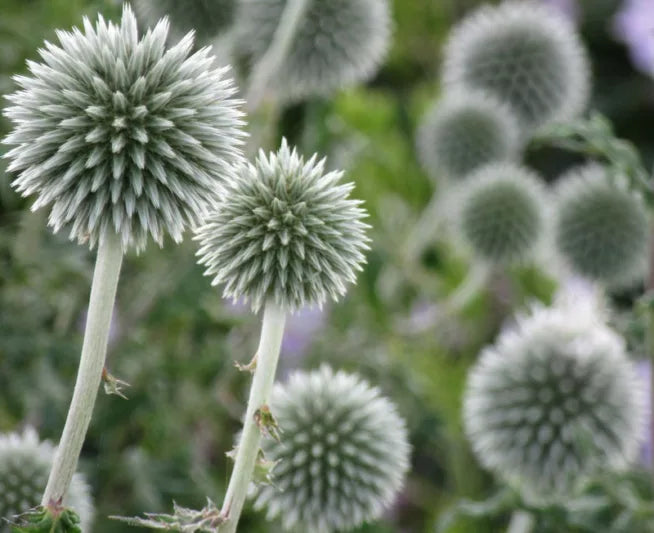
[255,366,410,532]
[464,302,646,502]
[195,139,370,311]
[554,164,649,288]
[236,0,391,102]
[455,162,547,264]
[416,91,521,182]
[0,428,93,532]
[132,0,238,44]
[443,0,590,131]
[3,6,246,251]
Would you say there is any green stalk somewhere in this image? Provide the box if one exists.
[220,302,286,533]
[506,510,535,533]
[245,0,309,111]
[647,223,654,483]
[42,231,123,505]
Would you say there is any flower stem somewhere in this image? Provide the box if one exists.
[506,510,535,533]
[245,0,309,111]
[42,231,123,505]
[646,223,654,482]
[221,302,286,533]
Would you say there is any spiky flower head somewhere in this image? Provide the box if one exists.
[555,164,649,288]
[255,366,410,532]
[0,427,93,531]
[455,162,547,264]
[442,0,590,131]
[464,301,646,502]
[195,139,370,312]
[132,0,238,44]
[236,0,391,102]
[3,6,246,251]
[416,91,521,183]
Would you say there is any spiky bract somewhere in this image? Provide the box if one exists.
[3,6,246,251]
[456,162,546,263]
[255,366,410,532]
[442,0,590,131]
[416,91,521,182]
[195,140,370,312]
[236,0,391,101]
[0,428,93,531]
[464,303,646,502]
[132,0,237,44]
[555,165,649,287]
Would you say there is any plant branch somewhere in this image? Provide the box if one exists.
[220,302,286,532]
[42,231,123,504]
[506,510,535,533]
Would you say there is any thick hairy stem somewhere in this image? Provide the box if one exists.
[42,232,123,505]
[506,510,535,533]
[221,302,286,533]
[245,0,309,111]
[647,224,654,481]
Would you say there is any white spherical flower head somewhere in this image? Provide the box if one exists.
[195,139,370,312]
[443,0,590,131]
[455,162,547,264]
[133,0,238,44]
[255,366,410,532]
[237,0,391,101]
[555,164,649,288]
[416,91,521,182]
[464,304,646,502]
[3,6,246,251]
[0,428,93,531]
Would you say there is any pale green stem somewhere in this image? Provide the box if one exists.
[403,192,445,262]
[245,0,309,112]
[444,262,489,315]
[220,302,286,533]
[506,510,535,533]
[647,222,654,482]
[42,231,123,505]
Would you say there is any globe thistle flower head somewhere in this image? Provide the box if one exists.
[132,0,238,44]
[3,5,246,251]
[195,139,370,312]
[455,162,547,264]
[443,0,590,131]
[255,366,410,532]
[0,427,93,531]
[555,164,649,288]
[416,91,521,183]
[236,0,391,101]
[464,303,646,502]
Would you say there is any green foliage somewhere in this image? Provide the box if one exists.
[9,505,81,533]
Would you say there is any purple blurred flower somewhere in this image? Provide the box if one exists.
[541,0,579,23]
[613,0,654,76]
[281,307,326,359]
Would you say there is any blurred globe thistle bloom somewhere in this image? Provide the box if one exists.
[554,164,649,288]
[443,0,590,132]
[454,162,548,264]
[132,0,238,44]
[3,5,246,251]
[416,91,521,183]
[464,301,646,502]
[613,0,654,77]
[255,366,410,532]
[0,428,93,532]
[195,139,370,312]
[236,0,391,102]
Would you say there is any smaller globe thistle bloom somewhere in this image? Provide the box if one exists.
[195,139,370,312]
[255,366,410,532]
[235,0,391,102]
[464,302,647,503]
[132,0,238,44]
[3,6,246,251]
[416,91,521,183]
[443,0,590,131]
[454,162,548,264]
[0,428,93,532]
[554,164,649,288]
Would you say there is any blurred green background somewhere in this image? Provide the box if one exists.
[2,0,654,531]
